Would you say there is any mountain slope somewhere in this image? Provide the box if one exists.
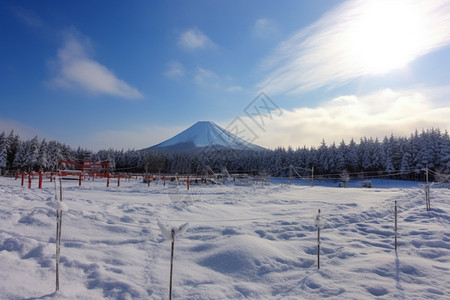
[145,121,265,152]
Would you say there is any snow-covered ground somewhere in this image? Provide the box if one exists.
[0,176,449,299]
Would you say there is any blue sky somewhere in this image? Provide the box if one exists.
[1,0,450,151]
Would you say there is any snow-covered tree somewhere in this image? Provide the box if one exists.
[0,132,7,174]
[6,131,20,170]
[37,139,49,171]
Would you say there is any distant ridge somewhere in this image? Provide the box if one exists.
[144,121,265,153]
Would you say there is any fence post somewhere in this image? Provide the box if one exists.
[118,175,120,187]
[28,173,32,189]
[187,176,190,190]
[39,171,43,189]
[79,173,82,186]
[21,173,25,186]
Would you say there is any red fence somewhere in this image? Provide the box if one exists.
[15,170,211,190]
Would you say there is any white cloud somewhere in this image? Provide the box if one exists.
[258,0,450,95]
[177,27,216,51]
[252,18,278,38]
[164,61,185,79]
[49,30,143,99]
[242,88,450,149]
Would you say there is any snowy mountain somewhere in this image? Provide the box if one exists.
[145,121,265,152]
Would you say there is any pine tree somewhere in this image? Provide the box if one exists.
[336,140,346,172]
[13,141,28,171]
[0,132,7,174]
[27,136,40,171]
[37,139,49,171]
[346,138,359,172]
[6,131,20,170]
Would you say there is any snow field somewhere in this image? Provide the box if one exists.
[0,177,449,299]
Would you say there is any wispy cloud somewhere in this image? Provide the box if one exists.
[193,67,220,86]
[226,85,244,92]
[252,18,278,38]
[164,61,185,79]
[249,88,450,148]
[193,67,243,92]
[0,118,47,140]
[258,0,450,95]
[12,6,44,28]
[84,125,184,151]
[178,27,216,51]
[48,30,143,99]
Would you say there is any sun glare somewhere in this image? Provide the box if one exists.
[347,0,425,74]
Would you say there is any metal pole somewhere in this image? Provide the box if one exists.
[169,229,175,300]
[289,165,292,185]
[317,209,320,269]
[394,201,397,251]
[56,178,63,292]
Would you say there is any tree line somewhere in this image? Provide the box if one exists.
[1,128,449,181]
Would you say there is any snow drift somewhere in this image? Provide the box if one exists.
[0,177,449,299]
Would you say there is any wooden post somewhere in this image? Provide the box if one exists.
[311,167,315,187]
[39,171,43,189]
[118,175,120,187]
[28,173,32,189]
[79,173,82,186]
[169,229,175,300]
[187,176,190,190]
[394,201,398,251]
[21,173,25,186]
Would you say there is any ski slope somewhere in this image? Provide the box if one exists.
[0,177,449,299]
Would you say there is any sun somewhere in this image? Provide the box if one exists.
[346,0,425,75]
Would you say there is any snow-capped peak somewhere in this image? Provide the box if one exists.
[147,121,264,152]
